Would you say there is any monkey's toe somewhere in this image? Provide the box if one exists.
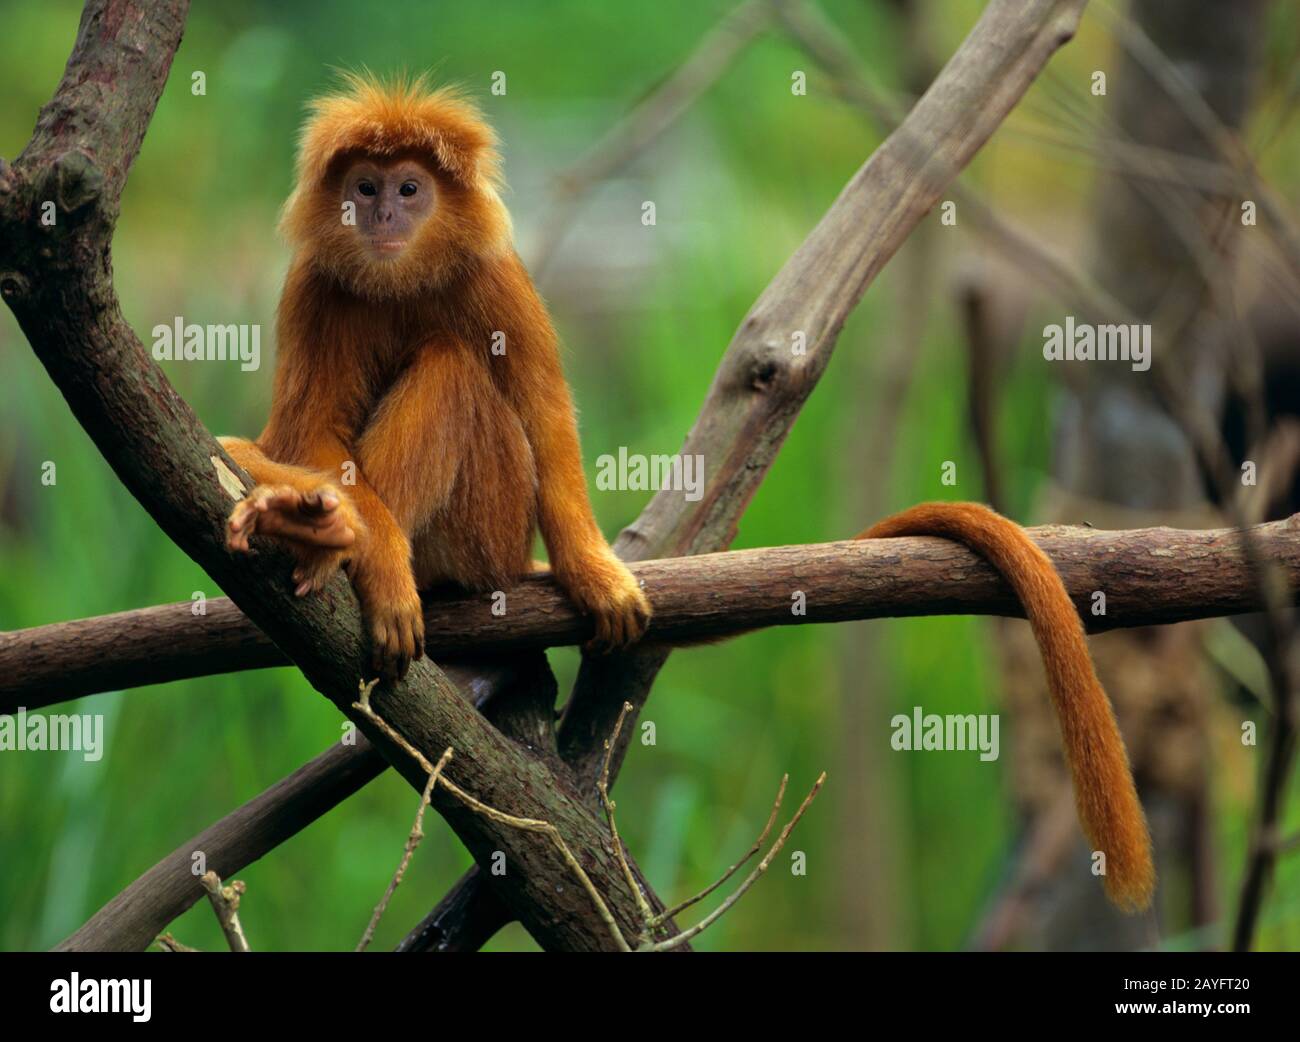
[584,589,652,654]
[226,486,281,552]
[367,597,425,680]
[291,552,344,597]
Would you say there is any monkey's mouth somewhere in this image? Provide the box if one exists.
[370,239,407,254]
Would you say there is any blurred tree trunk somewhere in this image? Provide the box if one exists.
[1023,0,1269,949]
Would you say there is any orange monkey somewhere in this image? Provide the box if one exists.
[221,74,649,680]
[221,75,1151,911]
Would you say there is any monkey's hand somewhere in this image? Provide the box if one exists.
[226,483,362,595]
[553,550,651,652]
[348,537,425,681]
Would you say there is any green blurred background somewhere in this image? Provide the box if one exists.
[1,0,1297,951]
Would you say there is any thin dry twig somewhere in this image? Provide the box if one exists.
[530,0,773,278]
[640,771,828,952]
[590,706,824,950]
[1096,0,1300,288]
[199,871,250,953]
[356,746,453,952]
[598,701,656,927]
[650,774,788,928]
[154,932,199,953]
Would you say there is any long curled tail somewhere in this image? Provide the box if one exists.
[859,501,1155,912]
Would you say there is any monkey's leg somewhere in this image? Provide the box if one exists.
[410,388,537,594]
[346,346,499,678]
[218,436,364,594]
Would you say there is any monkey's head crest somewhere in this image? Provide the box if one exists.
[281,72,512,300]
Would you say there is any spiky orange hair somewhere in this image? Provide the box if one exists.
[280,72,511,298]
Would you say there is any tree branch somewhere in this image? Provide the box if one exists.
[8,519,1300,713]
[531,0,773,279]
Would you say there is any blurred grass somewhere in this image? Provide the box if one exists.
[0,0,1296,952]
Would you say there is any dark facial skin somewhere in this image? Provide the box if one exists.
[342,158,436,260]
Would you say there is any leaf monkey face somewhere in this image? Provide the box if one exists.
[281,76,513,299]
[342,157,437,262]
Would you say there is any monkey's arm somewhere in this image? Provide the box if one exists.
[241,341,426,677]
[497,271,650,647]
[526,367,650,647]
[219,436,365,568]
[862,502,1155,911]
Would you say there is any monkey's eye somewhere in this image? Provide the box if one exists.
[357,181,377,197]
[399,182,418,197]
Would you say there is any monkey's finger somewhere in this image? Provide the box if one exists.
[397,617,416,673]
[298,488,340,517]
[227,501,257,534]
[261,513,354,548]
[587,613,613,655]
[388,631,409,680]
[226,515,256,552]
[409,612,422,656]
[371,623,389,675]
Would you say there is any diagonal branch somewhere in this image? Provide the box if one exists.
[56,661,524,953]
[0,0,672,953]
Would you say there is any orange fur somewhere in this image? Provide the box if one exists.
[860,502,1155,911]
[222,74,649,677]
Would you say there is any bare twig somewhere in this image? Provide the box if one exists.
[1096,1,1300,288]
[598,702,656,927]
[199,871,250,953]
[591,703,826,950]
[356,745,452,952]
[155,932,199,953]
[640,772,827,952]
[352,681,632,952]
[650,774,787,928]
[531,0,773,278]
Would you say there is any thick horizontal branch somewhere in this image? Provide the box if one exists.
[7,517,1298,714]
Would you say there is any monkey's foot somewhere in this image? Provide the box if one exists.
[227,483,358,554]
[350,557,425,680]
[362,588,425,681]
[559,553,651,652]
